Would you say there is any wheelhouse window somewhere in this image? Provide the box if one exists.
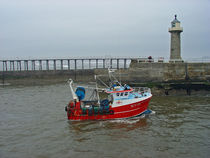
[120,93,124,96]
[116,93,120,96]
[125,92,128,96]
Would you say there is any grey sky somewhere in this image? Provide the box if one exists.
[0,0,209,59]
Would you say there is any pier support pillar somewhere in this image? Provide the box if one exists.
[82,59,84,69]
[39,60,42,71]
[17,61,21,71]
[96,59,98,69]
[75,59,77,70]
[10,61,15,71]
[124,59,127,69]
[9,61,12,71]
[110,59,113,68]
[24,60,28,71]
[3,61,7,71]
[32,60,35,71]
[68,60,70,70]
[117,59,119,69]
[89,59,91,69]
[61,60,63,70]
[103,59,105,68]
[46,60,49,70]
[53,60,56,70]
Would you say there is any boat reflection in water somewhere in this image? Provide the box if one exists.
[68,113,153,134]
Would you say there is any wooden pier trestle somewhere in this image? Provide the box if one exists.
[0,57,133,72]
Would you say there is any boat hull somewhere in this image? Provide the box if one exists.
[67,97,152,120]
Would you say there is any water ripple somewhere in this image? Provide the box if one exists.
[0,85,210,158]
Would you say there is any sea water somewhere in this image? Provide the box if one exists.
[0,84,210,158]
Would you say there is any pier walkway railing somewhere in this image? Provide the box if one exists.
[1,57,210,72]
[0,57,138,72]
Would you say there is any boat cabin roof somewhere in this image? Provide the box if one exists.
[105,85,133,94]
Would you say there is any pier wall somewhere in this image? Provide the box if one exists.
[128,61,210,83]
[1,60,210,86]
[1,61,210,95]
[0,70,96,85]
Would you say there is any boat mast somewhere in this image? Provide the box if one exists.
[108,68,122,86]
[95,75,100,105]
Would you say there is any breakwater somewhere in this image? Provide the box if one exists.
[127,61,210,95]
[129,61,210,82]
[1,58,210,95]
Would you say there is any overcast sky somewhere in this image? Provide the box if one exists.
[0,0,209,59]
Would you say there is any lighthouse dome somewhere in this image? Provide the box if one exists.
[171,15,180,27]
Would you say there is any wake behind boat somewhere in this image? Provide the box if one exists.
[65,69,152,120]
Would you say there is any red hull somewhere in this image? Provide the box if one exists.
[67,97,152,120]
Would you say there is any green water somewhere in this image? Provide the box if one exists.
[0,84,210,158]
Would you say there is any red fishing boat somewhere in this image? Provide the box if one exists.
[65,69,152,120]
